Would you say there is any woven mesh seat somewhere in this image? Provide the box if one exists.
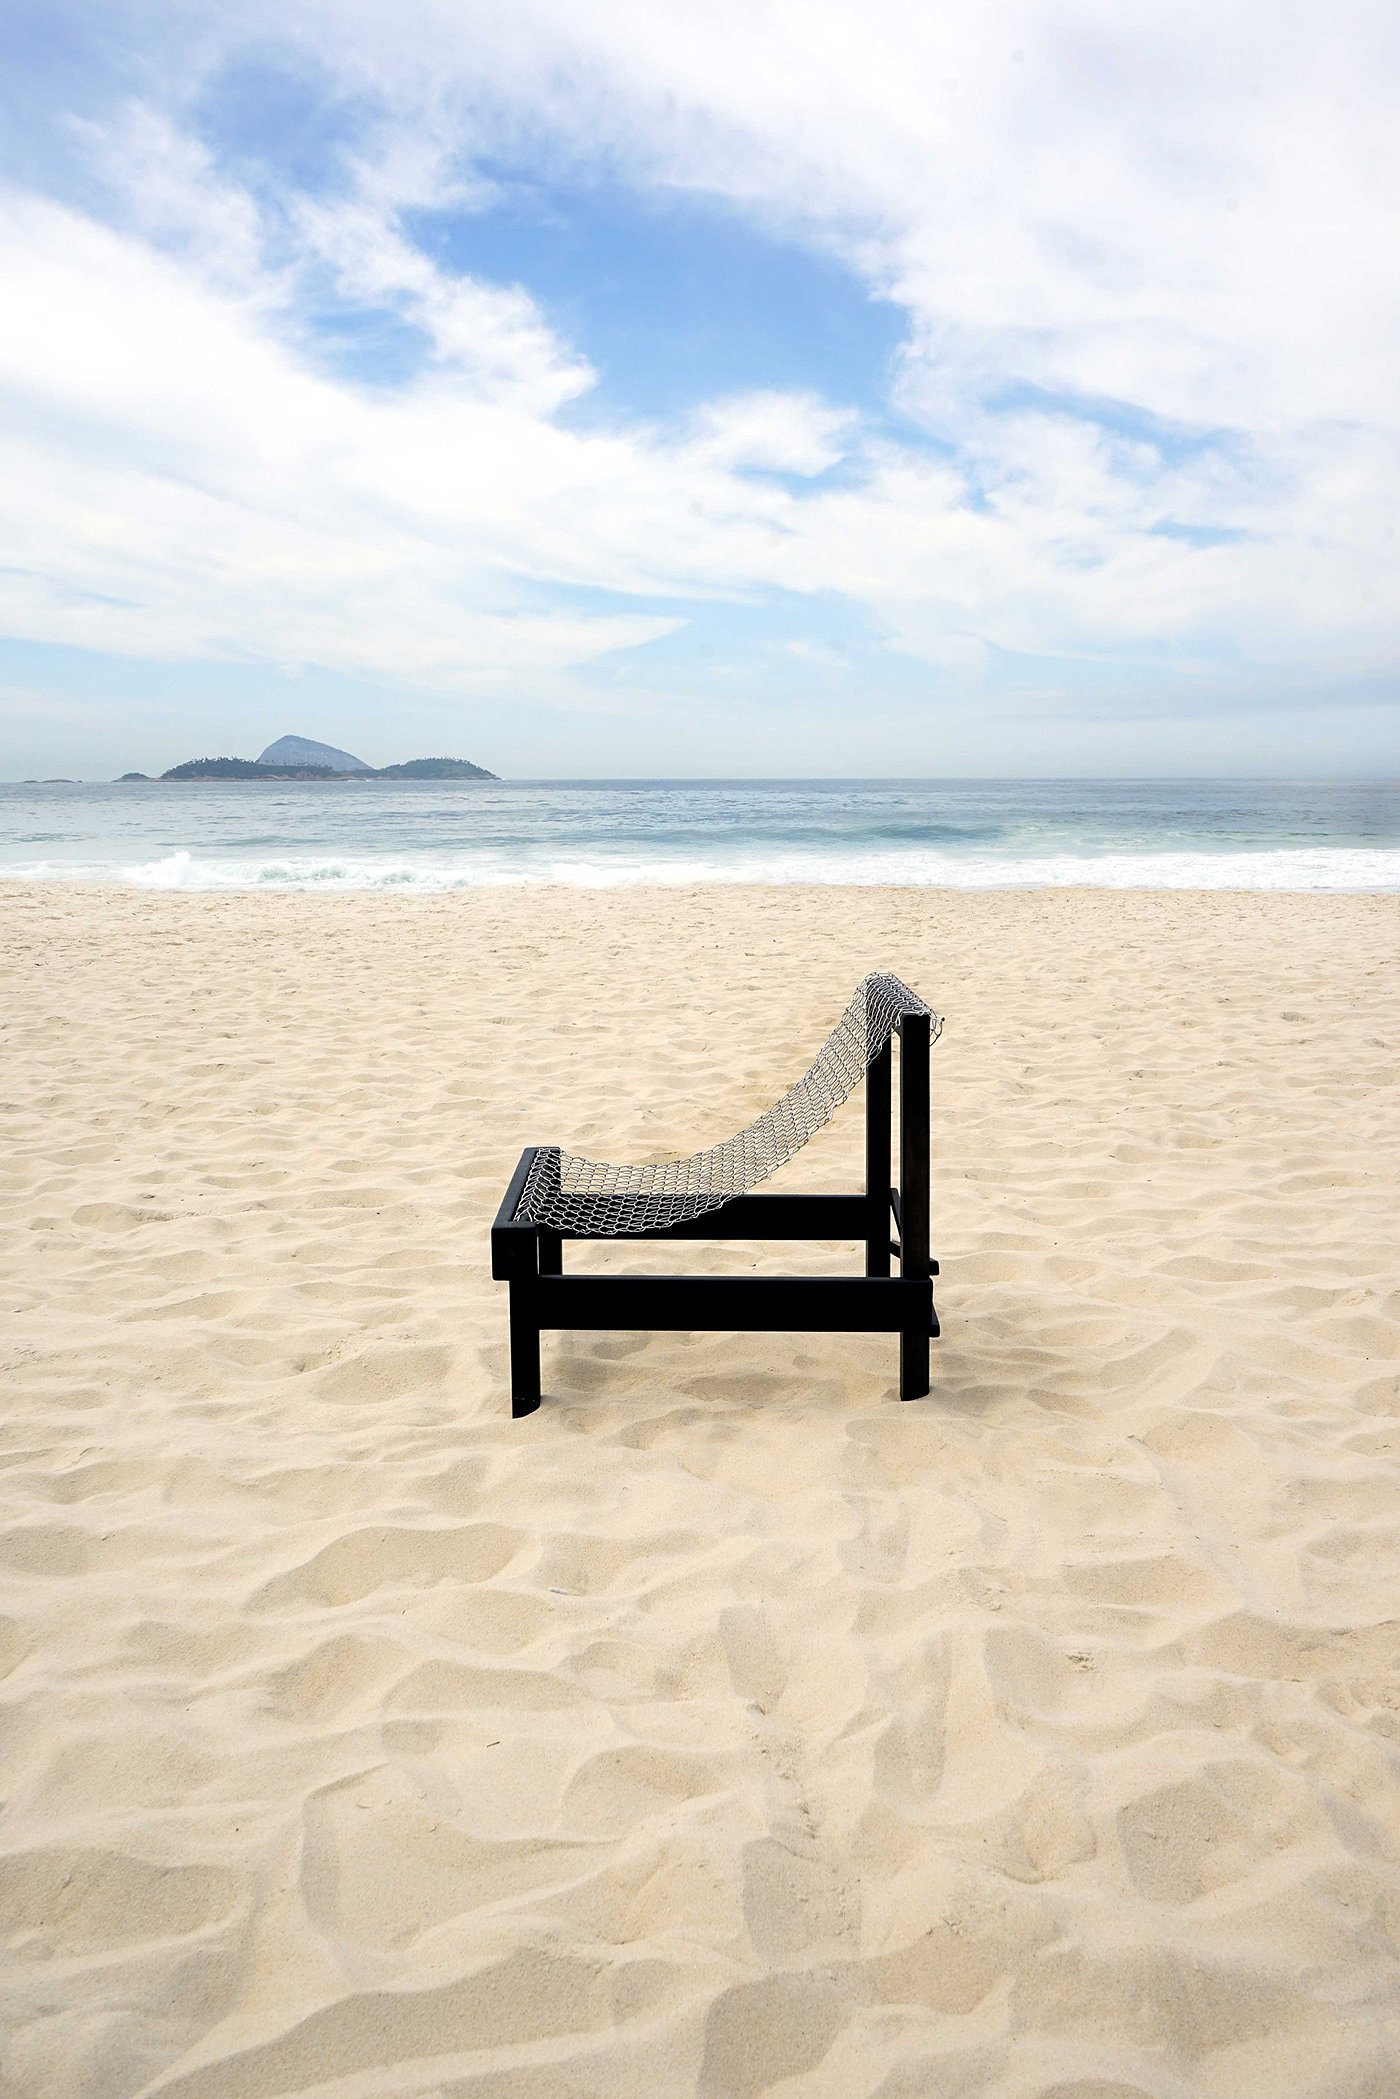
[515,972,940,1236]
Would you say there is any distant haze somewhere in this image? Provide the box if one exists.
[0,2,1397,780]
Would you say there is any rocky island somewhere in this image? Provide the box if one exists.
[121,735,498,782]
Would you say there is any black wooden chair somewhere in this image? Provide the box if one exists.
[492,974,941,1415]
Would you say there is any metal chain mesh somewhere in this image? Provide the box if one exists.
[516,972,940,1236]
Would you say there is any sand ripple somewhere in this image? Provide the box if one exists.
[1,884,1398,2097]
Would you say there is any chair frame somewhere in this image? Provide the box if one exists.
[491,1008,937,1416]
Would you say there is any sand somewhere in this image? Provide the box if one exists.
[1,880,1398,2099]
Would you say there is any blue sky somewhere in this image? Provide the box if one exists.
[0,1,1397,777]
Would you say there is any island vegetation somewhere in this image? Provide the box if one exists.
[363,758,496,779]
[161,758,340,780]
[154,755,497,781]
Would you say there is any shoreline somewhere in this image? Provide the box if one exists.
[4,861,1400,894]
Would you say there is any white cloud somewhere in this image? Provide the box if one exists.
[74,102,270,294]
[683,393,854,477]
[1,0,1398,734]
[293,194,593,411]
[0,187,678,686]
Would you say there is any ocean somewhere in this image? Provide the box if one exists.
[1,777,1397,891]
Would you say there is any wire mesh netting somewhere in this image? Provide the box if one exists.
[515,972,940,1236]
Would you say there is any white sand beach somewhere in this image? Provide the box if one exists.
[2,881,1398,2099]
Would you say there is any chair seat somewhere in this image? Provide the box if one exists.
[514,1169,732,1236]
[512,973,938,1237]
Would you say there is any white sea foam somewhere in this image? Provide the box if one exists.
[3,845,1399,891]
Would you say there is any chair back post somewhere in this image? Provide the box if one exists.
[897,1007,931,1398]
[864,1034,892,1276]
[897,1008,931,1276]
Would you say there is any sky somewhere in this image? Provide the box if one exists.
[1,0,1397,779]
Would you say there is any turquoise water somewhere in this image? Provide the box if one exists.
[1,778,1397,890]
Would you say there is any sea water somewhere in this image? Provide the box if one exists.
[1,778,1397,891]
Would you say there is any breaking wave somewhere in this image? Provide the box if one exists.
[5,845,1399,891]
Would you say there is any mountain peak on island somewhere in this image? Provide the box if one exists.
[258,735,372,772]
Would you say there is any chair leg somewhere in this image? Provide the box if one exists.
[899,1009,932,1401]
[538,1228,562,1276]
[509,1281,541,1417]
